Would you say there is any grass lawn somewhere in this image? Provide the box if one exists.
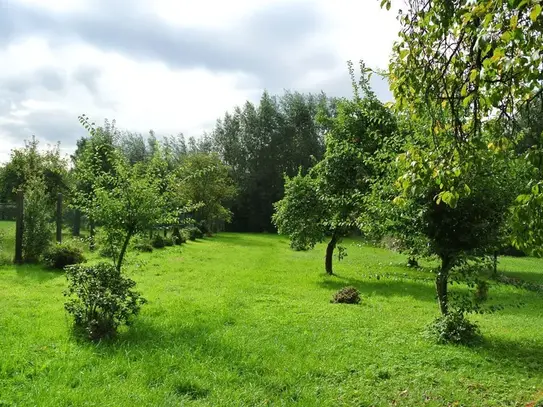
[1,229,542,406]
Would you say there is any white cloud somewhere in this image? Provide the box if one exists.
[0,0,400,163]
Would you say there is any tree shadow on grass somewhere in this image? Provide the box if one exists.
[85,317,274,391]
[12,264,63,283]
[468,335,543,376]
[318,273,437,303]
[215,234,274,248]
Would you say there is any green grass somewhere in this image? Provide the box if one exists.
[1,231,542,406]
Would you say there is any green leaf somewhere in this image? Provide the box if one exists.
[530,4,542,22]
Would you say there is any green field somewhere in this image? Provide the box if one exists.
[1,225,542,406]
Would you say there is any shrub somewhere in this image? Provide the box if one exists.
[43,242,85,269]
[474,280,489,302]
[164,236,175,247]
[64,262,146,340]
[99,244,117,259]
[331,286,361,304]
[172,228,184,245]
[198,221,211,237]
[22,177,53,263]
[184,226,204,241]
[498,245,526,257]
[134,241,153,253]
[425,312,481,345]
[151,234,166,249]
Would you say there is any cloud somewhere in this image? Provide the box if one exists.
[0,0,399,162]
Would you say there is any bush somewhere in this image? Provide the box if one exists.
[425,312,481,345]
[134,241,153,253]
[43,242,85,269]
[184,226,203,241]
[99,244,117,259]
[151,234,166,248]
[198,221,211,237]
[474,280,489,302]
[64,262,146,340]
[22,177,53,263]
[498,245,526,257]
[164,236,175,247]
[172,228,184,245]
[331,286,361,304]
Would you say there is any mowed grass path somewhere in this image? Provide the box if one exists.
[1,231,542,406]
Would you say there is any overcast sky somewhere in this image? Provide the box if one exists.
[0,0,400,162]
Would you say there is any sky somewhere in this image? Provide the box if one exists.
[0,0,400,162]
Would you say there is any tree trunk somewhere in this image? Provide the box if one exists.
[14,190,24,264]
[325,230,339,275]
[89,219,96,251]
[73,209,81,237]
[436,256,452,315]
[492,251,498,277]
[173,227,181,245]
[56,193,63,243]
[116,231,133,272]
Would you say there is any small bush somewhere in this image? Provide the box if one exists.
[22,177,53,263]
[474,280,489,302]
[425,312,481,345]
[151,234,166,249]
[99,244,116,259]
[183,226,202,241]
[331,286,361,304]
[43,242,85,269]
[164,236,175,247]
[172,228,184,245]
[498,245,526,257]
[198,221,212,237]
[134,242,153,252]
[64,262,146,340]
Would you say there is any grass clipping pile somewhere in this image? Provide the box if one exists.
[331,286,361,304]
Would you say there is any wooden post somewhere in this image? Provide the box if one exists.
[73,209,81,237]
[56,193,63,243]
[14,190,24,264]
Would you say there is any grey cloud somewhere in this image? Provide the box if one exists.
[0,1,339,90]
[2,67,67,95]
[72,65,101,94]
[0,109,86,147]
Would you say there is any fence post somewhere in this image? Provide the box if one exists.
[14,190,24,264]
[56,193,63,243]
[73,209,81,237]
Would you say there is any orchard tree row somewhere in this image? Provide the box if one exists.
[275,0,543,342]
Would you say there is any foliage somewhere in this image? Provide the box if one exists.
[381,0,543,255]
[183,225,203,241]
[43,242,85,269]
[0,136,68,204]
[151,234,166,249]
[177,153,237,233]
[425,312,481,345]
[22,177,53,263]
[164,236,175,247]
[274,63,398,273]
[77,117,172,270]
[474,280,489,302]
[272,171,325,251]
[132,236,154,253]
[72,118,120,249]
[210,91,338,232]
[92,157,167,270]
[331,286,361,304]
[64,262,146,340]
